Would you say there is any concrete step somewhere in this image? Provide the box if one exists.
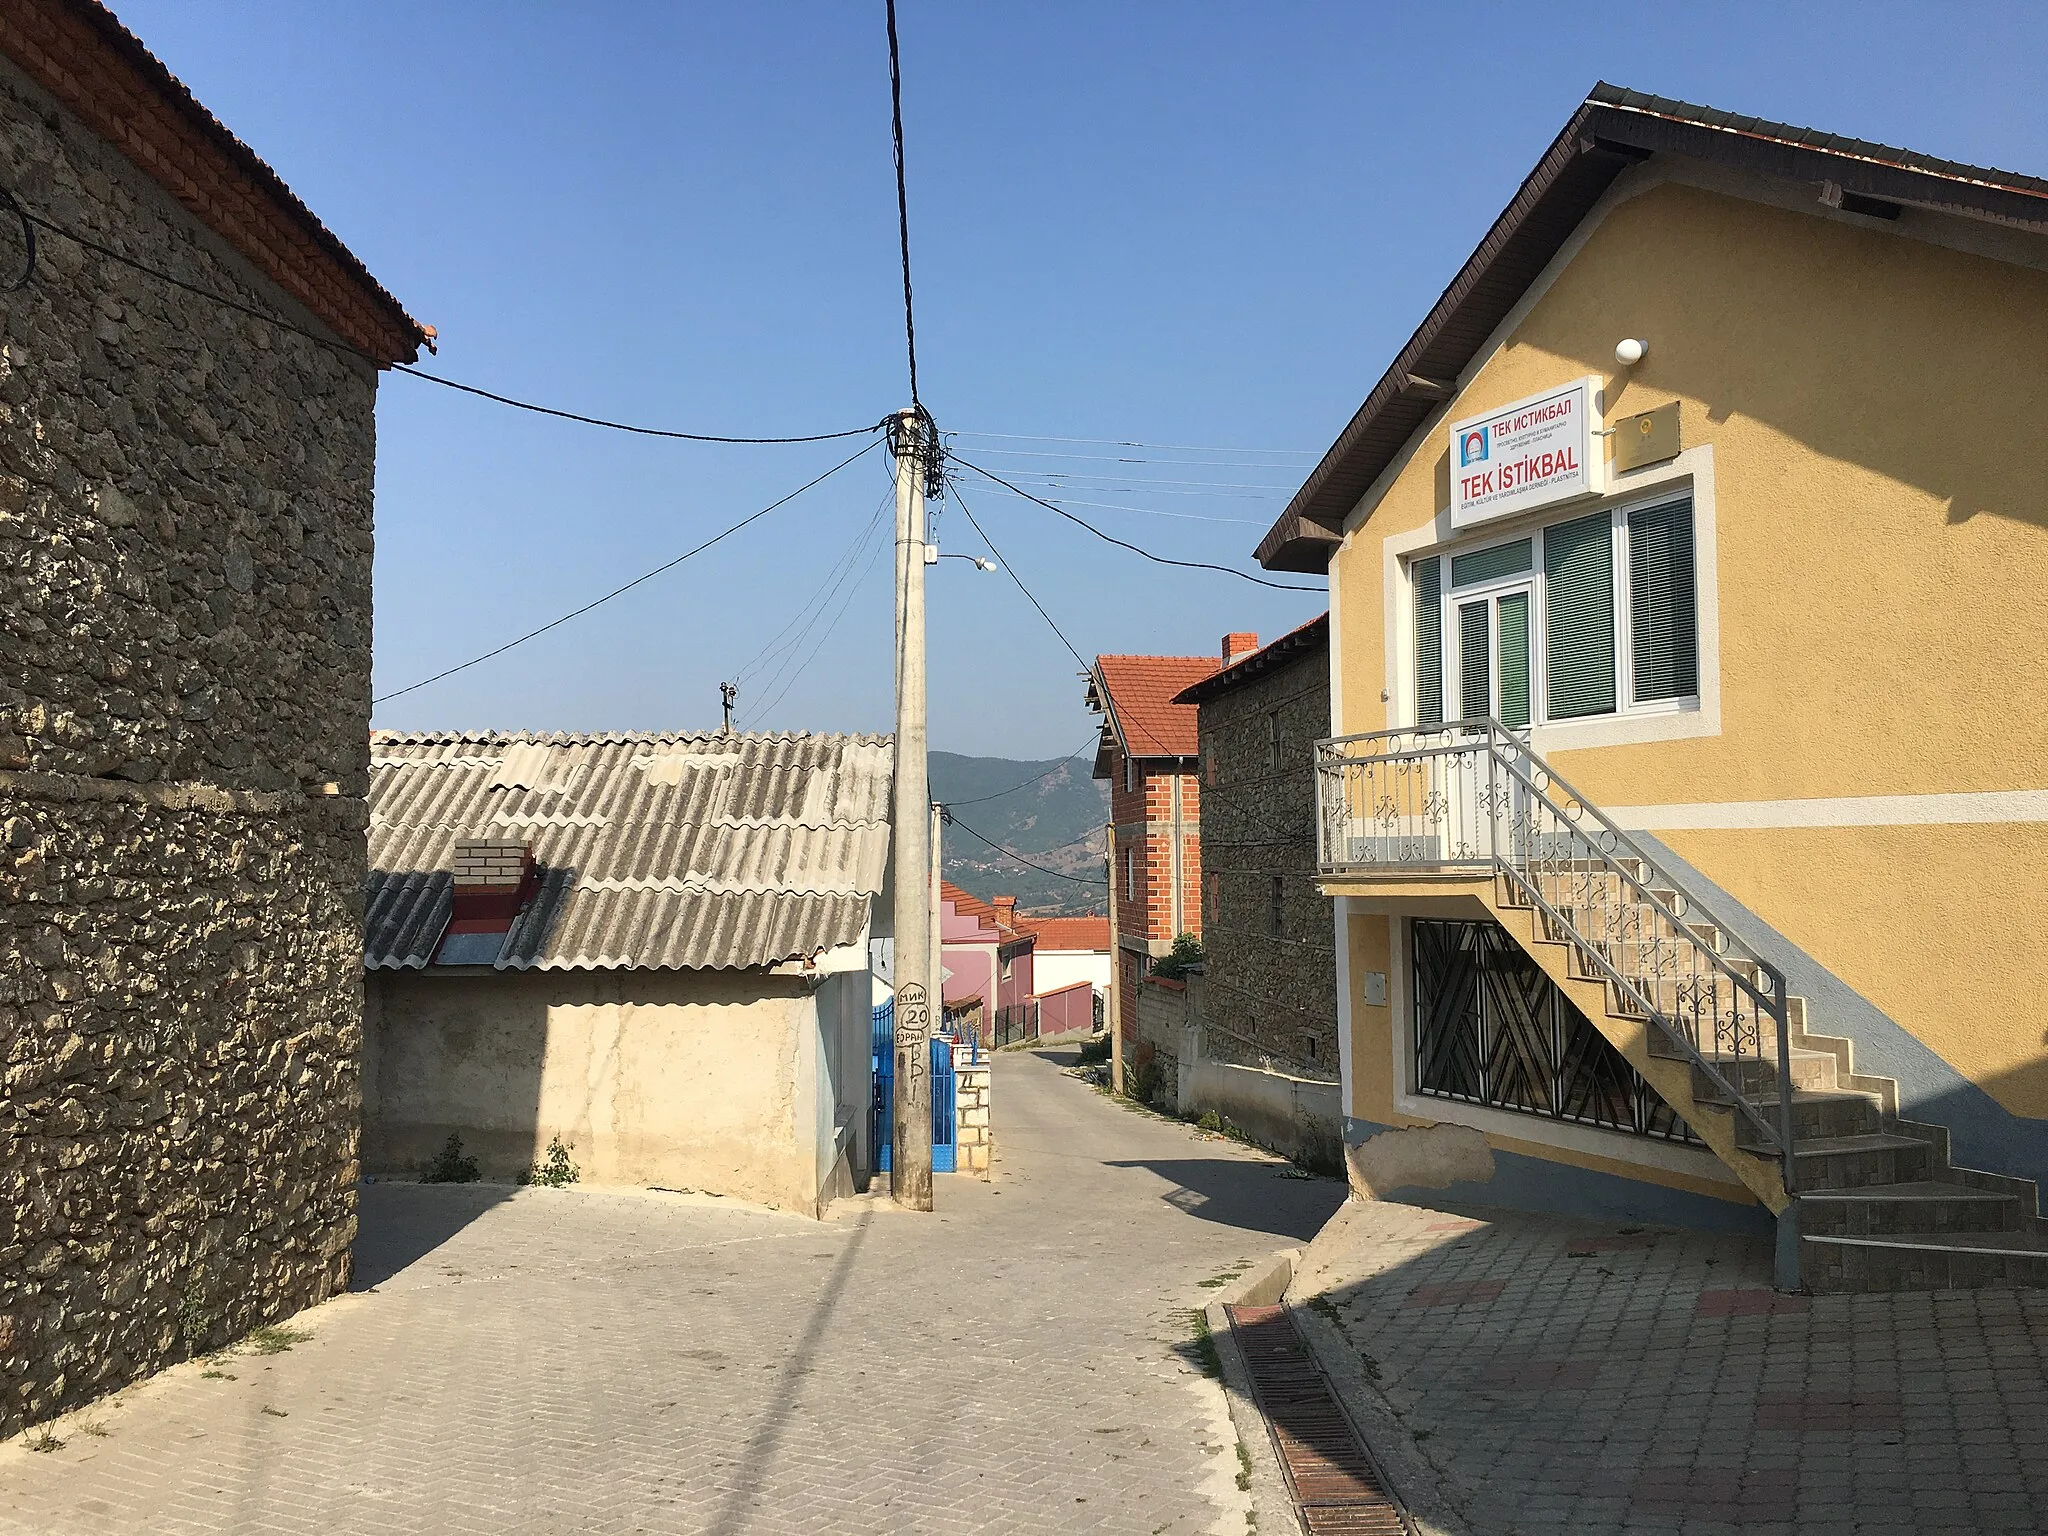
[1804,1229,2048,1292]
[1673,1046,1840,1096]
[1740,1089,1885,1142]
[1800,1181,2026,1238]
[1785,1132,1933,1191]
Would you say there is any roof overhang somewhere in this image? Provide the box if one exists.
[1257,82,2048,571]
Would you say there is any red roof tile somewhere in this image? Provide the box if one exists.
[941,881,1033,947]
[1091,654,1218,759]
[1021,915,1110,952]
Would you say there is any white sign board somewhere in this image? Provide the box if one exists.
[1448,378,1598,529]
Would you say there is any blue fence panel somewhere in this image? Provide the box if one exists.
[872,1002,957,1175]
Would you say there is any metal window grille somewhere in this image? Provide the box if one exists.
[1411,917,1697,1143]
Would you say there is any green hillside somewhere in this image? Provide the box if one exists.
[928,749,1108,918]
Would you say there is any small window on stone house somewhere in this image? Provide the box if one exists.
[1205,871,1219,926]
[1269,876,1285,937]
[1268,711,1282,769]
[1205,753,1217,787]
[1305,1035,1318,1062]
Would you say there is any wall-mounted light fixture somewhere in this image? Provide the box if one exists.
[1614,337,1648,366]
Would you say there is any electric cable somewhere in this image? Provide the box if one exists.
[885,0,921,409]
[7,191,883,445]
[950,429,1315,456]
[944,813,1108,886]
[946,480,1091,672]
[373,436,882,704]
[940,736,1101,806]
[735,487,894,687]
[949,454,1326,593]
[742,510,894,728]
[968,484,1265,524]
[953,445,1314,471]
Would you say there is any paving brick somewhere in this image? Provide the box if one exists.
[0,1054,1345,1535]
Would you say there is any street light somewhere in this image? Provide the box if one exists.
[930,552,997,572]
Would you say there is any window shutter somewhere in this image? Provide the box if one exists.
[1497,591,1530,729]
[1459,601,1490,723]
[1628,498,1698,701]
[1414,557,1443,726]
[1543,512,1616,718]
[1450,538,1533,587]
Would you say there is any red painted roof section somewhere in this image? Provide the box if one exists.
[1022,916,1110,952]
[941,880,1034,948]
[1093,654,1218,758]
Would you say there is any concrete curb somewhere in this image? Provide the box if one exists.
[1215,1246,1299,1308]
[1206,1291,1304,1536]
[1288,1292,1471,1536]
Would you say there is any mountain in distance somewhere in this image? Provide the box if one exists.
[928,749,1108,919]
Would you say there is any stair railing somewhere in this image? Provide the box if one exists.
[1316,720,1797,1202]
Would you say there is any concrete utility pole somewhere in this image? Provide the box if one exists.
[1106,823,1124,1095]
[889,408,935,1211]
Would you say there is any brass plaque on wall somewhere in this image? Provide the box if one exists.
[1611,400,1680,472]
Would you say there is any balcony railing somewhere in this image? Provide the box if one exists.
[1315,720,1798,1211]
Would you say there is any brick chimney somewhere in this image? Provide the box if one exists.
[993,895,1018,929]
[452,838,535,922]
[1222,632,1260,665]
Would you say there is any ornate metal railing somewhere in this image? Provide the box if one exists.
[1315,720,1798,1204]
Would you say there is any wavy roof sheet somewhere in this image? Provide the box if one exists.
[365,731,893,973]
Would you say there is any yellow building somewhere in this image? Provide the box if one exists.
[1256,85,2048,1290]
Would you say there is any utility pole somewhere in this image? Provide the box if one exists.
[1106,823,1124,1094]
[719,681,738,733]
[889,407,934,1210]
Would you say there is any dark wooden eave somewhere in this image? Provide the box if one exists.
[1256,82,2048,573]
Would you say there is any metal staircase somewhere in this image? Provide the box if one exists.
[1317,720,2048,1292]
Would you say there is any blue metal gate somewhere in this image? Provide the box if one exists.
[871,1000,956,1174]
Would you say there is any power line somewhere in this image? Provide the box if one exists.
[9,193,884,447]
[741,510,894,728]
[373,437,883,704]
[949,454,1326,594]
[970,484,1265,525]
[950,429,1315,456]
[944,813,1107,886]
[885,0,920,409]
[954,445,1312,471]
[947,482,1091,672]
[735,487,893,685]
[941,735,1102,806]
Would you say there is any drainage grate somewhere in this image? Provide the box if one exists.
[1225,1303,1411,1536]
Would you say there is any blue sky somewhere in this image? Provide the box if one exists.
[116,2,2048,757]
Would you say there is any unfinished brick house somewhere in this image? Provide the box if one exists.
[1086,640,1255,1073]
[0,0,425,1434]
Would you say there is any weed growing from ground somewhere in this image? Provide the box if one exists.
[245,1325,310,1356]
[1074,1035,1112,1065]
[25,1429,62,1453]
[176,1282,215,1352]
[521,1135,580,1187]
[1234,1440,1252,1491]
[1185,1309,1223,1380]
[419,1133,480,1184]
[76,1419,107,1438]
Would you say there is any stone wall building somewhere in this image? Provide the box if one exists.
[1174,616,1334,1076]
[0,0,424,1434]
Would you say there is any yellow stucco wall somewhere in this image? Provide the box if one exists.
[1332,177,2048,1135]
[363,969,832,1214]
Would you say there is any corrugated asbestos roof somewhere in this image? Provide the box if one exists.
[1255,81,2048,572]
[365,731,893,973]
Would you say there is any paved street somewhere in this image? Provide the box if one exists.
[0,1049,1344,1535]
[1293,1199,2048,1536]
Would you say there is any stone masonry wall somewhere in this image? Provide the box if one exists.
[1193,642,1336,1076]
[0,56,378,1434]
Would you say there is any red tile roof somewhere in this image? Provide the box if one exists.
[1091,654,1218,759]
[941,881,1034,948]
[1022,915,1110,952]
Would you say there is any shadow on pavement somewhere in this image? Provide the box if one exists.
[1104,1157,1347,1241]
[350,1181,518,1290]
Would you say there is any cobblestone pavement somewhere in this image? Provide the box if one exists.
[0,1050,1345,1535]
[1291,1198,2048,1536]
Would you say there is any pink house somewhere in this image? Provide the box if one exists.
[940,883,1036,1030]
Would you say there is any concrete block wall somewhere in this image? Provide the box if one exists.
[953,1050,991,1178]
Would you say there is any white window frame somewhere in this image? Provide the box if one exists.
[1385,443,1720,753]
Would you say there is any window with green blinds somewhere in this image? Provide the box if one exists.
[1497,591,1530,729]
[1543,511,1615,718]
[1450,538,1532,588]
[1459,601,1490,723]
[1414,557,1443,726]
[1629,498,1698,701]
